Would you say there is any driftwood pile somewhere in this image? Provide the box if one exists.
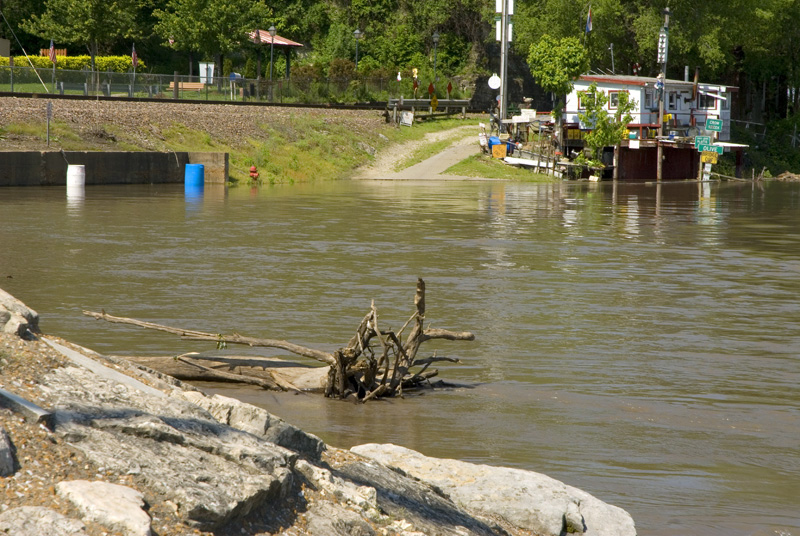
[84,279,474,401]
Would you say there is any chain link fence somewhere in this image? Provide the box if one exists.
[0,65,472,105]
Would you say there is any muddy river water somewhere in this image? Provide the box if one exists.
[1,179,798,536]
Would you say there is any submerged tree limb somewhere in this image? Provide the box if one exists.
[83,278,474,401]
[83,310,335,365]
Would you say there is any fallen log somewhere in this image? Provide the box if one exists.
[119,354,328,391]
[174,355,303,392]
[84,278,474,401]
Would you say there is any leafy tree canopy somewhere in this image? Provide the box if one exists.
[153,0,271,60]
[20,0,140,58]
[527,35,588,96]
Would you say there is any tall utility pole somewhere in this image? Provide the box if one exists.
[656,8,670,182]
[497,0,513,124]
[609,43,615,74]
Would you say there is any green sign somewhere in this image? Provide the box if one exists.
[705,119,723,131]
[695,136,711,147]
[697,143,723,155]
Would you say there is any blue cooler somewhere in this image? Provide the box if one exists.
[488,136,501,151]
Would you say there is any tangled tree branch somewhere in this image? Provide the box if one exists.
[84,278,474,401]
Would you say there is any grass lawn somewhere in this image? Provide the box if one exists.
[445,153,555,181]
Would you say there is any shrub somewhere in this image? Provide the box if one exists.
[0,55,145,72]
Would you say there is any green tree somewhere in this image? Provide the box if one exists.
[577,82,637,164]
[527,35,588,118]
[153,0,271,76]
[0,0,46,54]
[20,0,140,71]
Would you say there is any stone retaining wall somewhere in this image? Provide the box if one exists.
[0,151,228,186]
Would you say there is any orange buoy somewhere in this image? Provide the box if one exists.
[249,165,259,180]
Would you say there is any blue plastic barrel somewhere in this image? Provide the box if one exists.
[184,164,204,197]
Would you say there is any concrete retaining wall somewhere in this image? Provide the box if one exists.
[0,151,228,186]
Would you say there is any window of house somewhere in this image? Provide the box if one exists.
[608,91,620,109]
[699,92,717,109]
[668,91,677,110]
[578,91,596,110]
[721,92,730,110]
[645,90,654,109]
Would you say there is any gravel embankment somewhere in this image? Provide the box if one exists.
[0,96,387,153]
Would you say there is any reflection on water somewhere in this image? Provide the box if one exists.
[1,180,799,536]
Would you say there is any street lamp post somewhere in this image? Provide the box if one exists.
[432,31,440,84]
[268,25,277,82]
[268,25,276,101]
[353,29,363,71]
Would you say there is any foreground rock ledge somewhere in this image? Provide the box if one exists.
[351,444,636,536]
[0,290,636,536]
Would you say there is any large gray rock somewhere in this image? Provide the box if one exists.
[0,288,39,336]
[304,501,376,536]
[334,456,503,536]
[351,443,636,536]
[57,480,151,536]
[295,459,379,517]
[0,425,17,476]
[39,365,296,530]
[180,391,325,459]
[0,506,86,536]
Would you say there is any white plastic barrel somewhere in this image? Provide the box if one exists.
[66,165,85,198]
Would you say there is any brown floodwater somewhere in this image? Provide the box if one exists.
[1,179,798,536]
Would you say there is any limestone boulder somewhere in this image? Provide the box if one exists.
[180,391,325,459]
[334,456,503,536]
[0,288,39,336]
[57,480,151,536]
[40,365,296,530]
[351,443,636,536]
[0,506,86,536]
[304,501,376,536]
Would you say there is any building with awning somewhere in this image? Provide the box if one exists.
[247,30,303,79]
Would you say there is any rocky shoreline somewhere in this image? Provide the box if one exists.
[1,288,636,536]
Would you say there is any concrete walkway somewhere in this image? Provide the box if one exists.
[387,137,480,180]
[354,127,503,181]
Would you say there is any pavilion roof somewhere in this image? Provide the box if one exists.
[248,30,303,48]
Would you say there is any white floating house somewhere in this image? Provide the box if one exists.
[564,74,734,140]
[559,74,743,180]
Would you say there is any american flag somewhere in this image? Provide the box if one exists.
[585,5,593,34]
[48,39,56,64]
[131,44,138,69]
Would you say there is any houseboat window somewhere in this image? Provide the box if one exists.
[699,92,717,109]
[578,91,596,110]
[645,90,654,109]
[608,91,620,109]
[721,93,730,110]
[668,91,677,110]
